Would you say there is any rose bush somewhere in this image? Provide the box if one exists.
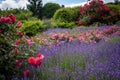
[0,14,44,79]
[77,0,119,26]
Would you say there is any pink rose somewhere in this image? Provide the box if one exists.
[27,40,34,45]
[16,21,22,28]
[15,40,20,45]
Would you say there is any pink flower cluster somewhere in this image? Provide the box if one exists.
[50,26,120,44]
[51,32,74,43]
[103,26,120,35]
[27,39,35,45]
[78,29,103,43]
[0,14,22,34]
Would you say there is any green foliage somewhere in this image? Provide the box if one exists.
[20,20,46,36]
[70,6,81,21]
[107,4,120,13]
[43,3,61,18]
[53,8,74,22]
[52,7,81,28]
[106,4,120,24]
[0,9,37,21]
[27,0,43,19]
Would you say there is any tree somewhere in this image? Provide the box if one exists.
[43,3,61,18]
[27,0,43,19]
[114,0,120,4]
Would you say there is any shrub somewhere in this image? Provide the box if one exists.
[52,7,81,28]
[53,8,73,22]
[77,0,119,26]
[20,20,46,36]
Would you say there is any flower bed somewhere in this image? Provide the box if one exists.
[0,14,120,80]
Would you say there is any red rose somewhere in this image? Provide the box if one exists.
[35,57,42,66]
[35,53,44,66]
[103,29,109,34]
[102,6,110,12]
[28,57,35,66]
[15,60,21,68]
[5,17,11,23]
[16,21,22,28]
[24,69,30,77]
[0,17,6,22]
[15,40,20,45]
[8,14,16,23]
[28,54,44,67]
[36,53,42,57]
[0,29,2,34]
[36,53,44,60]
[18,31,22,36]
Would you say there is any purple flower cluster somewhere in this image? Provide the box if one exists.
[45,28,70,34]
[45,25,120,35]
[36,37,120,80]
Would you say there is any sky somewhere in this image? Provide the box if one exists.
[0,0,115,10]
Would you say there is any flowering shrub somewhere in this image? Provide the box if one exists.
[49,26,120,44]
[103,26,120,35]
[77,0,119,26]
[0,14,44,79]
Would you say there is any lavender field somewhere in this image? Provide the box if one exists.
[15,25,120,80]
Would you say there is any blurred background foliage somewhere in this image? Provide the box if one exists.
[0,1,120,31]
